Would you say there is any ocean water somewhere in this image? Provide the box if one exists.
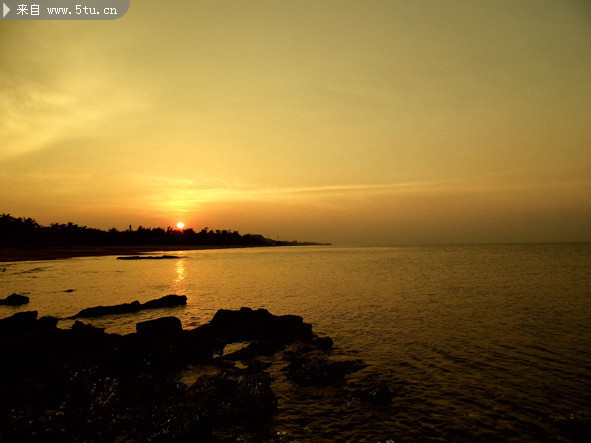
[1,244,590,440]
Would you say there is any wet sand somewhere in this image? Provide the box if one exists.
[0,245,250,262]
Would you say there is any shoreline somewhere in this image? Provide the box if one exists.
[0,244,257,263]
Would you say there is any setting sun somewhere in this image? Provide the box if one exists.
[176,222,184,229]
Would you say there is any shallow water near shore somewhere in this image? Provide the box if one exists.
[1,244,590,440]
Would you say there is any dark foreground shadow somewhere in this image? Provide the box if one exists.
[0,307,388,441]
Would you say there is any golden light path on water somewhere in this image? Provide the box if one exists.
[171,257,186,296]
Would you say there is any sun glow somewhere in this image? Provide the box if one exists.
[177,222,184,229]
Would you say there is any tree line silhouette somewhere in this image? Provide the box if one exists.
[0,214,322,248]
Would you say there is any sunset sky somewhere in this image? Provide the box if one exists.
[1,0,590,245]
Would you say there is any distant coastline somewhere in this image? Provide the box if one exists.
[0,214,328,262]
[0,244,256,262]
[0,243,332,263]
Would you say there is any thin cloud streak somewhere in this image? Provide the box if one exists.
[141,169,591,216]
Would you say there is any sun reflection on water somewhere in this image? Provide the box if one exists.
[171,258,186,295]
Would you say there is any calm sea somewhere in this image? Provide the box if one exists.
[1,244,590,440]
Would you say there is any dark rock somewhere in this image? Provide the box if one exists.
[63,289,75,293]
[142,294,187,310]
[137,404,212,442]
[208,307,314,343]
[38,316,58,332]
[235,371,277,415]
[245,359,272,372]
[70,294,186,319]
[282,349,301,362]
[312,336,334,351]
[223,341,286,361]
[187,372,276,421]
[0,312,57,337]
[136,316,182,337]
[0,293,29,306]
[0,311,38,336]
[72,320,105,336]
[72,301,141,318]
[284,356,367,385]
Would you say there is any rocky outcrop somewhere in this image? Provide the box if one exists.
[0,311,58,336]
[0,306,382,441]
[142,294,187,310]
[312,336,334,350]
[72,300,141,318]
[0,293,29,306]
[70,294,187,318]
[0,311,38,335]
[71,320,106,336]
[206,307,315,343]
[185,371,277,421]
[222,340,286,361]
[136,316,182,337]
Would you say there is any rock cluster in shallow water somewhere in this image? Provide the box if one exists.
[0,305,387,441]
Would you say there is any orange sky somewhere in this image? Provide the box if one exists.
[1,0,590,245]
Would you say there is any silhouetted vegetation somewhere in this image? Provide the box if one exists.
[0,214,325,249]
